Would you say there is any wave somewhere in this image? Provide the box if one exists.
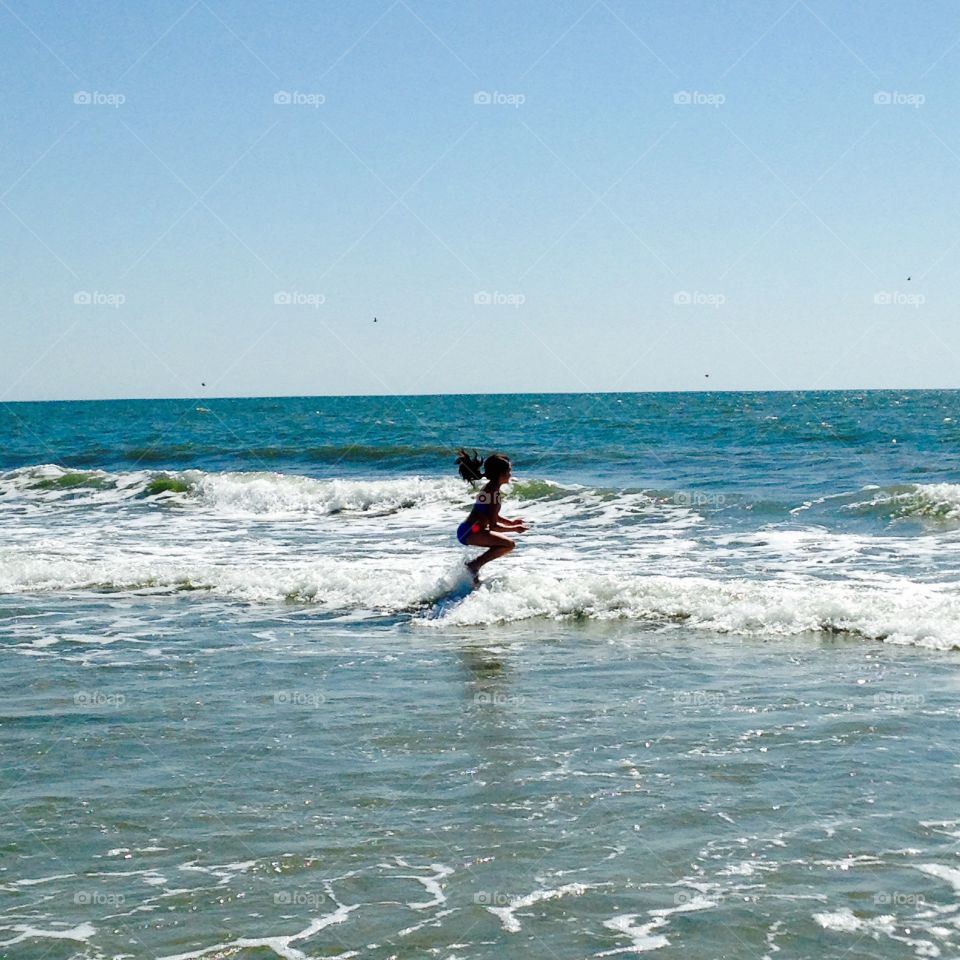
[0,465,650,516]
[794,483,960,526]
[847,483,960,523]
[420,570,960,649]
[0,465,470,516]
[186,472,466,516]
[7,466,960,532]
[1,551,957,650]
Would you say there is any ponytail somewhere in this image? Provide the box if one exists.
[455,448,484,483]
[455,448,511,485]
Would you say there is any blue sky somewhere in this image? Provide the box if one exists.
[2,0,960,400]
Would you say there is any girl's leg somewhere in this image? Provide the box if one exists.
[463,530,515,576]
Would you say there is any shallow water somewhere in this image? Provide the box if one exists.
[2,391,960,957]
[3,601,960,959]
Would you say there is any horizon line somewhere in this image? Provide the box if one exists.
[2,385,959,405]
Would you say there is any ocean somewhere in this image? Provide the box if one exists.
[2,390,959,959]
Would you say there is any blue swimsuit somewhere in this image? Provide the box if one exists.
[457,493,494,545]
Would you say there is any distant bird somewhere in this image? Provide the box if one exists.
[705,373,710,378]
[373,317,378,323]
[201,382,206,387]
[907,276,911,281]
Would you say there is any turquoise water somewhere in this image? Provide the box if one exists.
[2,391,960,958]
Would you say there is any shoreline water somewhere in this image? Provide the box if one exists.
[3,608,959,958]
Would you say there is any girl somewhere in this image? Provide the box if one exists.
[455,449,527,584]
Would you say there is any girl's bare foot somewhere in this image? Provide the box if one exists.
[464,562,480,587]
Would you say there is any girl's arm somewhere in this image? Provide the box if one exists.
[485,488,526,530]
[491,491,526,529]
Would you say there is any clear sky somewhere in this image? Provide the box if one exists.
[2,0,960,401]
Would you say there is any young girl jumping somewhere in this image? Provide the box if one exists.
[455,449,527,584]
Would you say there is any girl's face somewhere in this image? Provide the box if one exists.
[502,463,512,483]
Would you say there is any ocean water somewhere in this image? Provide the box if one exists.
[2,390,960,959]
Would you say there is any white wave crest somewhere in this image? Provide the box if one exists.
[3,546,959,650]
[420,569,960,650]
[0,464,469,516]
[187,471,465,516]
[839,483,960,523]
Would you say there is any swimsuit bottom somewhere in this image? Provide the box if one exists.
[457,520,481,545]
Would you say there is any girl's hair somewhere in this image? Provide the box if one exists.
[455,448,511,484]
